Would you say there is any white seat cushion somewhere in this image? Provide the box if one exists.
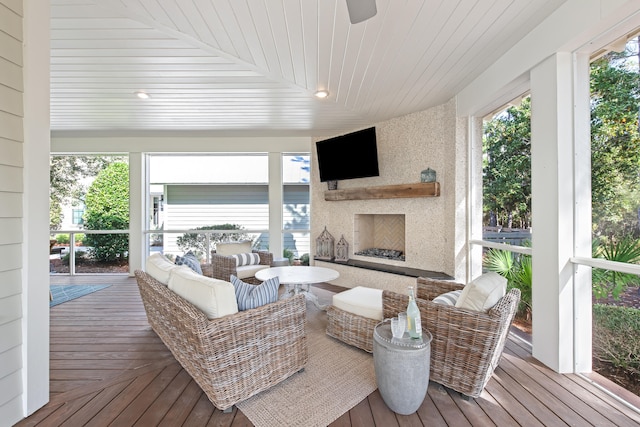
[455,272,507,312]
[168,266,238,319]
[236,264,269,280]
[332,286,383,320]
[145,252,178,285]
[217,241,252,256]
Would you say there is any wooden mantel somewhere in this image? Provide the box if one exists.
[324,182,440,201]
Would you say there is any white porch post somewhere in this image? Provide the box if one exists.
[530,52,591,373]
[268,153,283,260]
[129,152,144,274]
[22,0,51,415]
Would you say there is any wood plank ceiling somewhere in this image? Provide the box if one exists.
[50,0,567,136]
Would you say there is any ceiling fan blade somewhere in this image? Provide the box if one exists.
[346,0,377,24]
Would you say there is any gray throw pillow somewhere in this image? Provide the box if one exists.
[175,251,202,275]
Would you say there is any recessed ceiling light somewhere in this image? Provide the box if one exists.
[134,91,150,99]
[314,90,329,99]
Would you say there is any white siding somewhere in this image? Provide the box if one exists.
[163,184,311,257]
[164,184,269,254]
[0,0,23,423]
[283,184,310,257]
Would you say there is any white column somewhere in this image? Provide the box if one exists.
[22,0,51,414]
[268,153,283,260]
[572,52,593,373]
[530,52,582,373]
[129,152,144,274]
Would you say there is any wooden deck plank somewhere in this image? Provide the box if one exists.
[17,275,640,427]
[414,389,448,427]
[158,379,207,426]
[104,362,183,426]
[345,398,375,426]
[183,392,216,426]
[59,379,134,427]
[444,389,495,427]
[133,369,194,425]
[504,342,639,426]
[367,389,400,426]
[426,385,473,426]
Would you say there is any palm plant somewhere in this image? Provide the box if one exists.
[592,236,640,299]
[483,248,532,319]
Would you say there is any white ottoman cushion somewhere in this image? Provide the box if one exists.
[332,286,383,320]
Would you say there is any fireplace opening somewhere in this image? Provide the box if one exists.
[354,214,405,261]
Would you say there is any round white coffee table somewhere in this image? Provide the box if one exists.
[255,266,339,309]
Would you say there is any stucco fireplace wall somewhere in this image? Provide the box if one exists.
[311,98,467,292]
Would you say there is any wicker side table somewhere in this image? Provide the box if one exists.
[373,320,432,415]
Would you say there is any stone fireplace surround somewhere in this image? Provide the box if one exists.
[311,99,465,292]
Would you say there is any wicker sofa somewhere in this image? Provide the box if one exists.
[135,269,308,410]
[327,276,520,399]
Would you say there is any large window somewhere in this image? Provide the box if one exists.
[147,153,310,263]
[283,154,311,262]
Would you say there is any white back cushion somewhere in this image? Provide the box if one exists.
[217,241,252,256]
[146,252,178,285]
[455,272,507,312]
[168,266,238,319]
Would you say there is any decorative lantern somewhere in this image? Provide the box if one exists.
[420,168,436,182]
[335,235,349,262]
[315,226,335,260]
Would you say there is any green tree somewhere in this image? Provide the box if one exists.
[83,162,129,262]
[590,55,640,237]
[49,155,125,230]
[482,97,532,229]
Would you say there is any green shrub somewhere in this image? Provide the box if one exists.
[55,233,70,245]
[83,162,129,262]
[283,248,295,265]
[74,233,85,244]
[61,250,88,266]
[300,253,310,266]
[593,304,640,375]
[177,224,249,257]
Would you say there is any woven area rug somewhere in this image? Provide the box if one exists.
[50,284,111,307]
[236,288,377,427]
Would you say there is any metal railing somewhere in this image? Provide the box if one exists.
[50,228,311,275]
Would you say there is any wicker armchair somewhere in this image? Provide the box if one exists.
[205,241,274,284]
[382,277,520,398]
[208,249,273,284]
[135,270,308,410]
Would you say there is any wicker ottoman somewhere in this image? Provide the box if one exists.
[326,286,383,353]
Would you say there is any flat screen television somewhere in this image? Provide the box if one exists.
[316,127,379,182]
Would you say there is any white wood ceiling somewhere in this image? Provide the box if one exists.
[50,0,567,136]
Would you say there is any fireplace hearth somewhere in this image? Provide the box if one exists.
[354,213,405,262]
[354,248,405,261]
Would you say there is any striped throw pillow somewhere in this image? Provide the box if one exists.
[231,275,280,311]
[231,252,261,267]
[433,289,463,306]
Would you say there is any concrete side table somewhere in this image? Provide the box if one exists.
[373,320,432,415]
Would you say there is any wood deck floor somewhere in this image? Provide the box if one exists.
[16,275,640,426]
